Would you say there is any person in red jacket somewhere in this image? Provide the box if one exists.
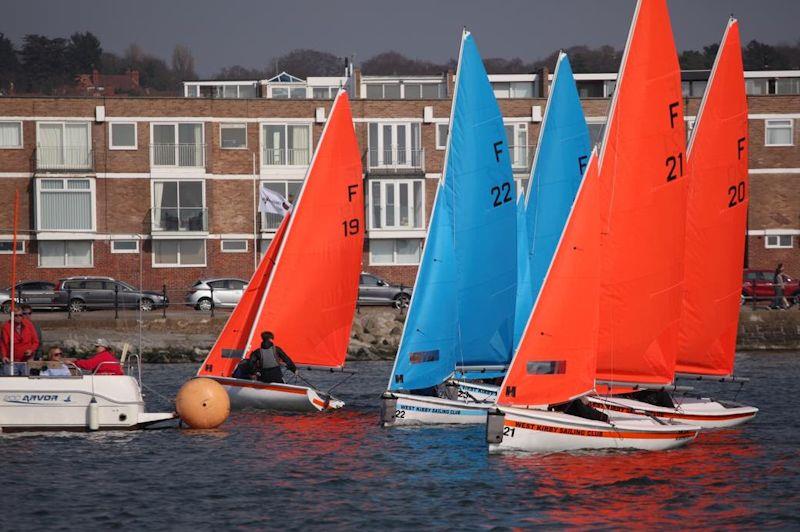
[74,339,123,375]
[1,313,40,374]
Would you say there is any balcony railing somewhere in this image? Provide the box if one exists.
[151,207,208,232]
[367,148,425,172]
[35,145,93,171]
[261,148,311,167]
[151,143,205,168]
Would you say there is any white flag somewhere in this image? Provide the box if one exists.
[259,186,292,215]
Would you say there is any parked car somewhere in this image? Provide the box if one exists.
[53,276,168,312]
[187,278,248,311]
[742,268,800,306]
[358,272,412,309]
[0,281,58,313]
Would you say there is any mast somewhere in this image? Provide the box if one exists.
[9,190,19,372]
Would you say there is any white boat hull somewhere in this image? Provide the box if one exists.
[586,395,758,429]
[488,407,699,453]
[381,392,493,426]
[212,377,344,413]
[0,375,175,433]
[450,380,499,402]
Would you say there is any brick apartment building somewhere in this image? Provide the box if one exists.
[0,69,798,298]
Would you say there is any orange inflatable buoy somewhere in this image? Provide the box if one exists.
[175,378,230,429]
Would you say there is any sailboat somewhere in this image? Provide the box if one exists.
[488,150,698,452]
[588,19,758,429]
[453,52,593,408]
[380,30,518,426]
[0,191,175,432]
[196,90,364,412]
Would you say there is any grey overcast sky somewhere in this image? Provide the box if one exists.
[4,0,798,76]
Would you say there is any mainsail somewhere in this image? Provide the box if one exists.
[513,53,591,347]
[499,151,600,407]
[677,19,748,377]
[197,214,290,377]
[388,31,516,391]
[595,0,688,387]
[244,91,364,368]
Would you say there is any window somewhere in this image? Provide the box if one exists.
[153,239,206,267]
[221,239,248,253]
[262,124,311,166]
[370,238,422,265]
[765,235,793,249]
[260,181,302,230]
[313,87,337,99]
[776,78,800,95]
[367,122,422,168]
[369,180,424,230]
[258,237,274,259]
[36,178,94,231]
[765,119,793,146]
[745,79,767,95]
[111,240,139,253]
[152,180,206,232]
[365,83,401,99]
[220,124,247,149]
[403,83,446,99]
[681,80,708,98]
[492,82,534,99]
[38,240,93,267]
[436,124,448,150]
[0,121,22,148]
[269,85,307,99]
[587,120,607,147]
[576,81,605,98]
[36,122,91,170]
[0,240,24,254]
[109,122,137,150]
[151,123,204,166]
[186,85,199,97]
[504,123,528,169]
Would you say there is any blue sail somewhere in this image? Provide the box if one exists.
[512,53,591,347]
[388,32,516,391]
[513,191,532,348]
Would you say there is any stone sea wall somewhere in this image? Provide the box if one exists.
[34,306,799,363]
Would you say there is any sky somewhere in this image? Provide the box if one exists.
[4,0,799,77]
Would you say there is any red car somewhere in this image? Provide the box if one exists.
[742,269,799,306]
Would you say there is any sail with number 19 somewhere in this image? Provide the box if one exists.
[196,90,365,412]
[381,30,517,426]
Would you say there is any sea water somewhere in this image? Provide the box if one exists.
[2,353,798,529]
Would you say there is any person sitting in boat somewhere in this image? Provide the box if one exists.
[40,346,73,376]
[249,331,297,384]
[74,339,124,375]
[0,311,40,375]
[232,354,259,380]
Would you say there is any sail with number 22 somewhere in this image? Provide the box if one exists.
[197,90,365,412]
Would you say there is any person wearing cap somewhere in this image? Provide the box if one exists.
[247,331,297,384]
[0,311,40,375]
[74,339,123,375]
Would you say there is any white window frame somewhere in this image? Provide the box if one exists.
[108,122,138,150]
[37,240,94,268]
[221,239,249,253]
[150,122,205,168]
[765,119,794,147]
[0,121,23,149]
[765,234,794,249]
[435,123,448,150]
[35,121,92,170]
[35,177,97,232]
[369,238,423,266]
[150,179,207,233]
[368,178,425,231]
[151,239,207,268]
[259,180,302,232]
[260,122,313,167]
[110,239,139,254]
[0,240,25,254]
[367,122,422,169]
[504,122,529,169]
[220,123,248,150]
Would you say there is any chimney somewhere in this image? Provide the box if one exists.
[535,66,550,99]
[352,67,362,98]
[446,69,455,98]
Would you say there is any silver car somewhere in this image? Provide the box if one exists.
[187,278,248,311]
[1,281,58,313]
[358,273,412,309]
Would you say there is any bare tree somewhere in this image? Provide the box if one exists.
[172,44,197,80]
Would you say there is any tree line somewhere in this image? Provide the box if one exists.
[1,31,798,95]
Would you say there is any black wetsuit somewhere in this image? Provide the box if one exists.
[249,341,296,384]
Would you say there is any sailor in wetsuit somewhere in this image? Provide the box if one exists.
[248,331,297,384]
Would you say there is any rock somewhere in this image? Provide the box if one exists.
[389,326,402,336]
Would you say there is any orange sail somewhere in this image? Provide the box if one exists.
[677,19,748,377]
[245,91,364,367]
[595,0,688,387]
[498,151,600,407]
[197,214,291,377]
